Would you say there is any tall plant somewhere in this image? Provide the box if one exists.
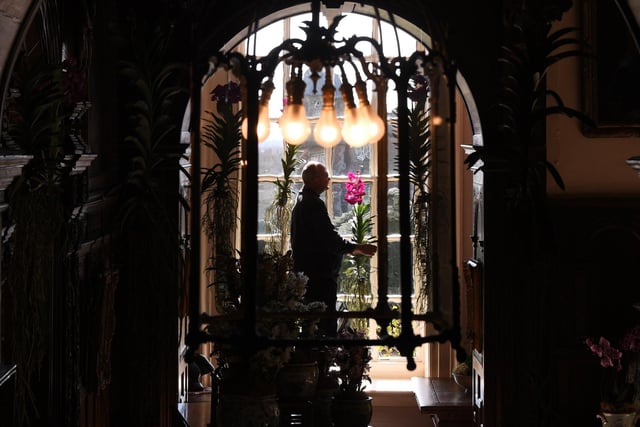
[392,74,432,313]
[408,75,432,313]
[113,18,189,425]
[464,25,593,216]
[201,81,243,310]
[4,56,76,427]
[264,142,302,255]
[341,171,376,333]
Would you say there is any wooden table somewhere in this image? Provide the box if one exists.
[411,377,473,427]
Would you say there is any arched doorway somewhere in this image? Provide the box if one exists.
[185,0,485,393]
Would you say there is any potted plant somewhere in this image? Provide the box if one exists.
[330,327,374,427]
[202,251,326,427]
[452,353,473,393]
[340,171,376,333]
[585,324,640,426]
[264,142,302,256]
[201,81,243,264]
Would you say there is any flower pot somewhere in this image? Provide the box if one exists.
[331,392,373,427]
[217,394,279,427]
[597,412,638,427]
[276,361,319,402]
[452,372,472,393]
[313,374,339,427]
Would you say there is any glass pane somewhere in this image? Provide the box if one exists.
[258,181,278,234]
[379,21,417,57]
[293,141,327,175]
[254,21,284,56]
[290,13,315,40]
[335,14,373,56]
[259,139,285,175]
[332,143,371,176]
[386,79,400,175]
[302,66,343,118]
[387,240,401,295]
[387,181,400,234]
[268,64,285,119]
[387,120,399,175]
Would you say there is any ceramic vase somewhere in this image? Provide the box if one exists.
[331,393,373,427]
[276,361,319,402]
[597,412,638,427]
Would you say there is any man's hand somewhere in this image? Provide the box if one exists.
[352,243,377,256]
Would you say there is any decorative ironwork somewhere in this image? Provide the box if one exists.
[188,0,464,373]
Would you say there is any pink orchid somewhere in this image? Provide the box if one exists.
[586,337,623,371]
[344,171,366,205]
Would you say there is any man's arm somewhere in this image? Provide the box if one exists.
[351,243,377,256]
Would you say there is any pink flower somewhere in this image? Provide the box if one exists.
[586,337,623,371]
[344,171,366,205]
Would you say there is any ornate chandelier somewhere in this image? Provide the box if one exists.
[229,2,388,148]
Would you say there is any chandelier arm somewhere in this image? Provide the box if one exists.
[342,35,397,82]
[255,37,306,78]
[354,56,385,84]
[202,51,231,84]
[343,57,365,82]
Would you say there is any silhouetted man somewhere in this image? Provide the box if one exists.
[290,161,377,337]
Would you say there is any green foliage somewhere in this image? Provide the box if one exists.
[349,202,375,245]
[264,143,302,255]
[342,201,376,333]
[4,57,72,427]
[464,26,595,197]
[376,302,402,357]
[6,59,73,194]
[201,107,243,256]
[407,97,432,196]
[407,96,432,313]
[116,26,189,234]
[112,18,190,425]
[334,327,372,394]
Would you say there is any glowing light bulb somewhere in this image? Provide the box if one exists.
[313,67,341,147]
[352,79,385,144]
[357,103,385,143]
[340,81,369,147]
[279,103,310,145]
[241,81,274,143]
[314,106,341,147]
[342,107,369,147]
[241,104,271,142]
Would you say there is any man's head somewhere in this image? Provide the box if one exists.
[302,161,330,194]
